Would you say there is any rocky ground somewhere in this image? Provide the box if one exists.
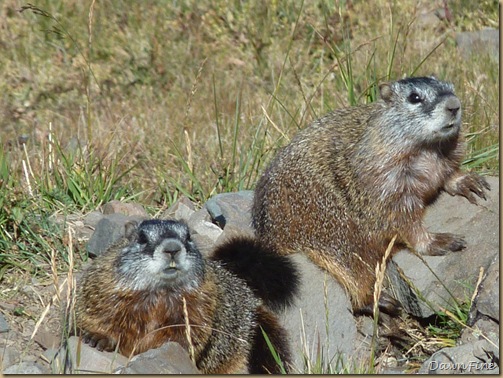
[0,176,499,374]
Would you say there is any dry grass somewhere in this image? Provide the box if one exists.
[1,0,498,206]
[0,0,499,373]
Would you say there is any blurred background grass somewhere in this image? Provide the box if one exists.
[0,0,499,278]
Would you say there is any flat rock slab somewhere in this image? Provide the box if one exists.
[279,254,358,373]
[3,362,48,374]
[470,253,499,322]
[0,313,9,333]
[119,342,199,374]
[54,338,199,374]
[102,200,148,217]
[161,196,196,221]
[389,176,499,318]
[419,339,499,374]
[54,336,129,374]
[86,213,146,257]
[205,191,254,232]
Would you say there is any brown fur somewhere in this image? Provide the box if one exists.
[77,261,254,373]
[252,77,490,312]
[76,220,293,374]
[77,262,218,358]
[250,306,293,373]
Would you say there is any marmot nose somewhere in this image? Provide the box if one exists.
[163,240,182,255]
[445,96,461,117]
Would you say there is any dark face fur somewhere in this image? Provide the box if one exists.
[115,220,205,292]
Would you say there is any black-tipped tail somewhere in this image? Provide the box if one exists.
[211,236,299,311]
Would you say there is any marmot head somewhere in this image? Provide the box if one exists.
[114,219,205,293]
[378,76,461,144]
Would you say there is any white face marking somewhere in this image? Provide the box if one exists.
[423,98,461,139]
[358,80,461,204]
[389,79,460,144]
[115,221,204,293]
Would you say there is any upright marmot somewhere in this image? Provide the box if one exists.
[252,76,490,314]
[75,219,298,374]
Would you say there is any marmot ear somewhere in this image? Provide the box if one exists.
[124,221,139,240]
[379,82,393,102]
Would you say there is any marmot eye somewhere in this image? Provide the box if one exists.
[407,92,422,104]
[137,231,149,245]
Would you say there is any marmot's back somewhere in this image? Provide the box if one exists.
[252,76,490,312]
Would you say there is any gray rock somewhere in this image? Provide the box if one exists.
[119,342,199,374]
[83,210,105,228]
[471,254,499,322]
[279,254,358,373]
[419,339,499,374]
[0,313,9,333]
[53,336,129,374]
[190,220,223,242]
[186,207,217,241]
[47,213,94,243]
[388,176,499,318]
[205,191,254,232]
[161,196,196,221]
[19,353,37,363]
[355,315,375,339]
[86,213,146,257]
[456,28,499,61]
[191,234,217,258]
[187,207,212,230]
[461,317,499,350]
[472,338,499,363]
[0,346,20,370]
[33,326,60,349]
[49,212,82,226]
[72,225,95,242]
[102,200,149,217]
[3,361,48,374]
[43,348,59,364]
